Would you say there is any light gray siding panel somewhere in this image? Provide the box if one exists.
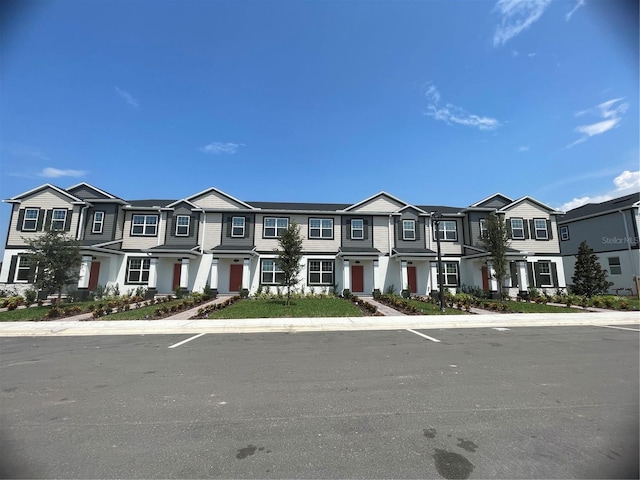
[121,211,163,250]
[351,196,403,213]
[373,216,390,254]
[504,201,560,254]
[254,214,340,252]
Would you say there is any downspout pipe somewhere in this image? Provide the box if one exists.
[77,203,91,240]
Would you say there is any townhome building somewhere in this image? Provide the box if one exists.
[558,192,640,295]
[1,183,566,298]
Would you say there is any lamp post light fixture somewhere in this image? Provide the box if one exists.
[432,212,446,312]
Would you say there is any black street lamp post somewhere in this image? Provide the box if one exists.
[433,212,445,312]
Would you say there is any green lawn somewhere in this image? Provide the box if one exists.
[500,301,581,313]
[0,302,96,322]
[403,298,469,315]
[201,297,363,319]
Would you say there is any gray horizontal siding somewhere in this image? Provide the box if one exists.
[165,206,200,246]
[341,215,373,249]
[220,213,255,246]
[83,204,119,243]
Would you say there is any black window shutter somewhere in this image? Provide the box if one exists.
[44,210,53,230]
[527,262,534,287]
[189,216,195,238]
[396,219,401,240]
[534,263,542,287]
[168,213,175,237]
[64,209,73,231]
[244,216,250,238]
[415,219,421,240]
[507,220,513,238]
[36,209,45,231]
[28,261,37,282]
[547,220,553,240]
[7,256,18,283]
[346,219,351,240]
[509,262,518,288]
[17,209,25,231]
[363,219,369,240]
[551,262,558,287]
[226,216,232,237]
[524,220,530,239]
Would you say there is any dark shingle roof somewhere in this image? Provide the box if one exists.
[248,201,351,211]
[127,199,175,208]
[561,192,640,222]
[416,205,463,214]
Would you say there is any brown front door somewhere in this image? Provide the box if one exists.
[88,262,100,291]
[351,265,364,293]
[481,266,489,291]
[229,264,243,292]
[407,266,417,293]
[173,264,182,290]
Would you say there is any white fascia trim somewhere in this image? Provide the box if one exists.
[186,186,255,209]
[9,183,84,203]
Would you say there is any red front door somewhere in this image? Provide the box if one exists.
[407,266,417,293]
[481,266,489,291]
[88,262,100,291]
[351,265,364,293]
[229,264,243,292]
[173,264,182,290]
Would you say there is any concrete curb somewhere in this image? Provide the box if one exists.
[0,312,638,337]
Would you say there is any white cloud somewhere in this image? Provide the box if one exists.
[423,83,501,131]
[565,0,586,21]
[114,86,140,107]
[7,144,50,160]
[200,142,245,154]
[558,170,640,211]
[565,98,628,148]
[38,167,87,178]
[493,0,552,47]
[517,146,529,152]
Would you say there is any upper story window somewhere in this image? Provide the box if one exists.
[510,218,525,239]
[309,218,333,239]
[479,219,488,240]
[231,217,245,237]
[608,257,622,275]
[264,217,288,238]
[534,218,548,239]
[92,211,105,233]
[51,209,67,230]
[435,220,457,241]
[131,214,158,236]
[560,225,569,241]
[22,208,39,231]
[175,215,190,236]
[402,220,416,240]
[351,219,364,239]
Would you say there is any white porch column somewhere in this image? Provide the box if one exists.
[148,258,158,289]
[373,260,379,291]
[487,261,498,292]
[242,258,250,290]
[77,255,92,289]
[180,258,190,289]
[210,258,219,290]
[401,260,408,291]
[517,260,529,291]
[430,262,438,291]
[343,259,350,291]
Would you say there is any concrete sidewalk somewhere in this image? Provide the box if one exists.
[0,311,637,336]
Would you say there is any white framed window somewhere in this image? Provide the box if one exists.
[127,258,151,283]
[51,209,67,230]
[479,219,487,240]
[351,219,364,239]
[510,218,525,239]
[231,217,245,237]
[308,260,334,285]
[15,255,32,282]
[22,208,39,231]
[131,215,158,236]
[309,218,333,239]
[440,262,459,286]
[92,211,105,233]
[264,217,288,238]
[175,215,190,236]
[261,259,284,284]
[538,261,553,287]
[402,220,416,240]
[435,220,457,241]
[560,225,569,241]
[534,218,548,239]
[608,257,622,275]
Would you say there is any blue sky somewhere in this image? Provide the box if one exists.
[1,0,638,244]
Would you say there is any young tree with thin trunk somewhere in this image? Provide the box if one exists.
[275,222,303,306]
[479,212,511,298]
[571,241,612,297]
[23,231,82,305]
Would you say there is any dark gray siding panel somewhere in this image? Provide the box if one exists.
[83,204,119,243]
[394,210,425,249]
[166,205,200,246]
[220,213,254,246]
[68,185,110,200]
[341,216,373,249]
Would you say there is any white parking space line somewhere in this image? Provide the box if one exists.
[407,329,441,343]
[596,325,640,332]
[168,333,207,349]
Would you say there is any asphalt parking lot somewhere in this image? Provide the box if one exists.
[1,325,638,479]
